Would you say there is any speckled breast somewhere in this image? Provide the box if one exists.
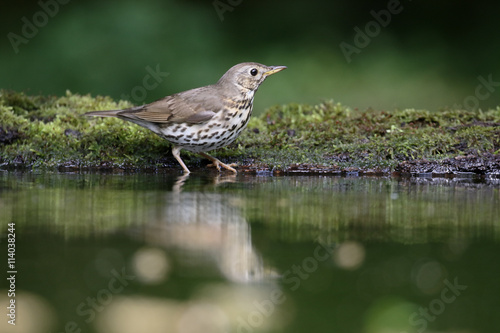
[159,97,254,153]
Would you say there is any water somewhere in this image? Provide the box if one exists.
[1,171,499,333]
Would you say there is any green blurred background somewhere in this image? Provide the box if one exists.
[1,0,499,114]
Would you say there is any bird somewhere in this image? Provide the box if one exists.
[84,62,286,173]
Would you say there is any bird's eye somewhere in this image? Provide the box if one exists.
[250,68,258,76]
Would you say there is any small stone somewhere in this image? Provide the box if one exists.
[64,129,82,138]
[0,127,19,145]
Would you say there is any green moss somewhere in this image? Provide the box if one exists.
[1,90,499,173]
[230,102,500,171]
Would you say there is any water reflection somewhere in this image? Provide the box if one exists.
[136,174,270,283]
[1,172,498,242]
[95,173,285,333]
[0,172,499,333]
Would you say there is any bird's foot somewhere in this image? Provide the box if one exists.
[206,160,238,173]
[199,153,237,173]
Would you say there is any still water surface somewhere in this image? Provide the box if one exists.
[1,172,499,333]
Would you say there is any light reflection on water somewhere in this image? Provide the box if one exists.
[0,172,499,333]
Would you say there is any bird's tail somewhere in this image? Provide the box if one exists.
[84,110,121,117]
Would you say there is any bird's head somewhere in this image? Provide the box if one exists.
[218,62,287,91]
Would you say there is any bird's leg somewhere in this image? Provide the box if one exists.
[172,146,191,174]
[199,152,237,173]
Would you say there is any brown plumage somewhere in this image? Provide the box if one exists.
[85,62,286,173]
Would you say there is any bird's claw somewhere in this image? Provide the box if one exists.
[206,160,238,173]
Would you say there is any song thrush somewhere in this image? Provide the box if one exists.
[85,62,286,173]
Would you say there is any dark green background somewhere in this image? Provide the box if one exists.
[1,0,499,113]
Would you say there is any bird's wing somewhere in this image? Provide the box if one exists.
[118,87,220,125]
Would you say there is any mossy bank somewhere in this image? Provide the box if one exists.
[1,90,500,175]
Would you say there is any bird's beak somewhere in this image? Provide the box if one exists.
[263,66,287,76]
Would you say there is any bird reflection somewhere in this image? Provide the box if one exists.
[172,173,237,192]
[172,173,190,192]
[106,174,283,333]
[138,173,269,283]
